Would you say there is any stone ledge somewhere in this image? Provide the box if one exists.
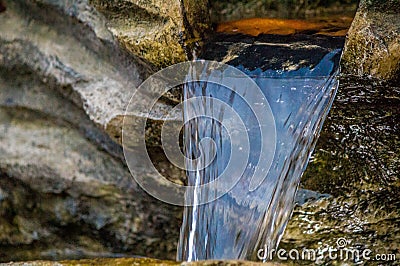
[2,258,282,266]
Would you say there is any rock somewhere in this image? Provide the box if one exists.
[0,0,189,261]
[200,33,345,71]
[0,1,185,147]
[209,0,358,22]
[89,0,183,68]
[341,0,400,82]
[90,0,210,67]
[281,76,400,261]
[2,258,283,266]
[180,0,212,58]
[0,107,182,261]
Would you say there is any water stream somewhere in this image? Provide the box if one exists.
[177,44,341,261]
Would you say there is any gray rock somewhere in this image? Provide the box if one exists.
[341,0,400,81]
[0,106,182,261]
[0,1,181,147]
[0,0,189,261]
[209,0,358,22]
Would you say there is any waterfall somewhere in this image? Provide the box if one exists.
[177,47,341,261]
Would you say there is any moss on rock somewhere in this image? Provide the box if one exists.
[90,0,211,68]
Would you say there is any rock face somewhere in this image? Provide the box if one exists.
[281,76,400,262]
[0,0,209,262]
[90,0,210,67]
[341,0,400,82]
[209,0,358,22]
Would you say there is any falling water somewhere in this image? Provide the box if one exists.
[177,44,341,261]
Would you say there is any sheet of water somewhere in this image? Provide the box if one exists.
[177,50,341,261]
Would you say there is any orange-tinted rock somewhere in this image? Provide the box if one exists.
[216,17,353,37]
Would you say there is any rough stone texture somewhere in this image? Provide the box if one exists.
[0,0,189,262]
[0,107,183,260]
[341,0,400,82]
[282,76,400,264]
[89,0,184,68]
[209,0,358,22]
[2,258,282,266]
[200,33,345,70]
[90,0,211,67]
[1,1,161,147]
[180,0,211,59]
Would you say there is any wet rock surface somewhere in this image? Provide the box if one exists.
[215,16,354,37]
[90,0,210,68]
[341,0,400,82]
[200,33,344,71]
[282,76,400,264]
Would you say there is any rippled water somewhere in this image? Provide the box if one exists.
[177,49,341,261]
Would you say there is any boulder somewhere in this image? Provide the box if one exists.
[0,106,183,261]
[341,0,400,81]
